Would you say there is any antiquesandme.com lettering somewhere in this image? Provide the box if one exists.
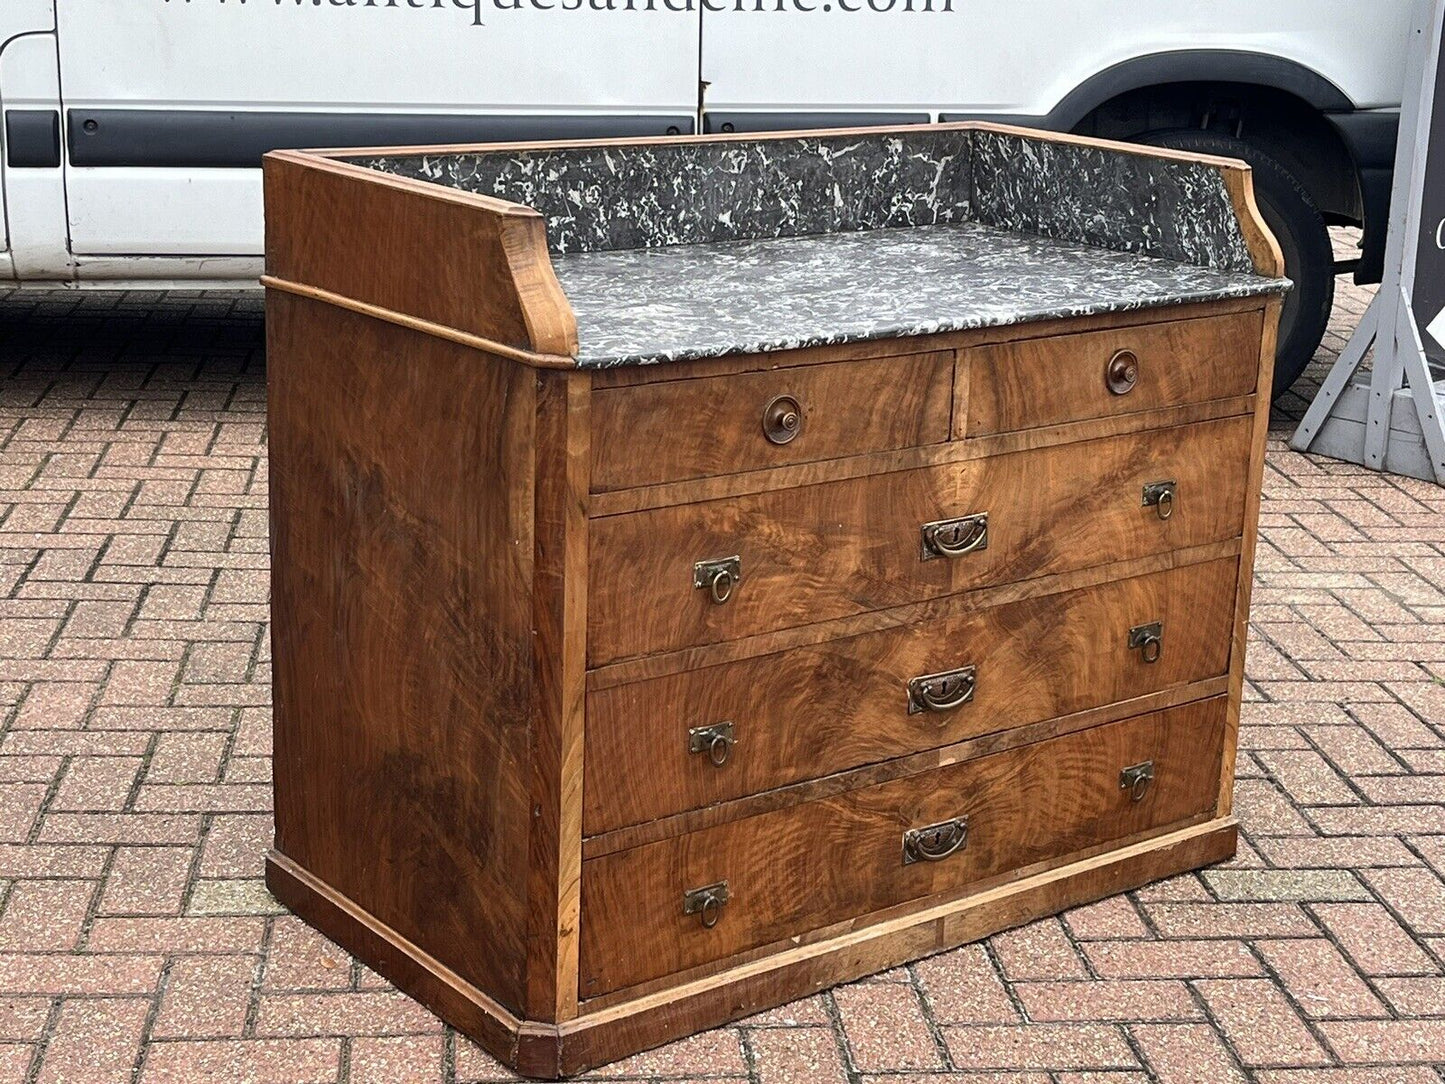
[163,0,955,27]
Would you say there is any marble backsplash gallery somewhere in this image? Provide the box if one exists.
[349,130,974,253]
[347,127,1256,273]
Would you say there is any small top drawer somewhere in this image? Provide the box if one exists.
[590,352,953,491]
[961,310,1263,437]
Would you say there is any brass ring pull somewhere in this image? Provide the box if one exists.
[707,734,730,765]
[903,817,968,864]
[907,665,977,715]
[700,895,721,927]
[762,394,803,445]
[1142,481,1176,521]
[683,881,729,928]
[1106,349,1139,395]
[1129,622,1163,664]
[693,556,741,606]
[689,722,736,767]
[921,513,989,560]
[708,568,734,604]
[1120,761,1155,802]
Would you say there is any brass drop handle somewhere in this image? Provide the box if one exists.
[693,556,741,605]
[762,394,803,445]
[903,817,968,864]
[1142,481,1176,521]
[1129,622,1163,664]
[921,513,989,560]
[688,721,736,767]
[1120,761,1155,802]
[683,881,729,929]
[907,665,977,715]
[1106,349,1140,395]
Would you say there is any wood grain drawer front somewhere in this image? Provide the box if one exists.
[591,352,953,491]
[584,558,1237,834]
[579,697,1226,996]
[588,415,1251,665]
[962,311,1263,437]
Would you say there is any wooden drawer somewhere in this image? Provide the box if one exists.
[588,415,1250,664]
[961,311,1262,437]
[579,697,1226,996]
[584,558,1237,834]
[591,352,953,491]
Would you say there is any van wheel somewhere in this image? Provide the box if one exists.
[1136,129,1334,399]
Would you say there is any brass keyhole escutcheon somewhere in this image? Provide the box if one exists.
[1120,761,1155,802]
[907,665,978,715]
[1106,349,1139,395]
[921,513,989,560]
[902,817,968,864]
[762,394,803,445]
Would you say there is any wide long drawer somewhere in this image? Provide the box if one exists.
[579,697,1227,997]
[585,558,1238,834]
[588,415,1251,664]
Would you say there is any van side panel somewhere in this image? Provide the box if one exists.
[699,1,1412,121]
[53,0,702,257]
[1,28,72,280]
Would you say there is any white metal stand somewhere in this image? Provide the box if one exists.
[1290,0,1445,483]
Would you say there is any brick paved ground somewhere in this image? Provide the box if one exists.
[0,269,1443,1084]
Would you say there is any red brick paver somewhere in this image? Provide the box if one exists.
[1,267,1444,1082]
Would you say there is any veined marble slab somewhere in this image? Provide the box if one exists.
[349,130,973,255]
[350,127,1255,275]
[552,222,1289,368]
[969,129,1257,275]
[349,127,1279,366]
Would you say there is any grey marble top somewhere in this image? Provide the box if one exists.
[353,127,1282,366]
[552,222,1289,368]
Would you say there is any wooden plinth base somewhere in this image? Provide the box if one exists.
[266,817,1236,1079]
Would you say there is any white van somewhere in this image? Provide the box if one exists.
[0,1,1412,391]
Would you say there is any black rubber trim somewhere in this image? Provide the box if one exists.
[1350,166,1394,286]
[66,110,696,168]
[1327,109,1400,169]
[1326,111,1400,285]
[943,49,1356,131]
[703,112,930,134]
[936,112,1050,128]
[5,109,61,169]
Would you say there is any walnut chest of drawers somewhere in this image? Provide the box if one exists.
[263,123,1288,1078]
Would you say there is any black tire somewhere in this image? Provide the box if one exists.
[1135,129,1334,399]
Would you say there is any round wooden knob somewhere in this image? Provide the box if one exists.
[1106,350,1139,395]
[762,395,803,445]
